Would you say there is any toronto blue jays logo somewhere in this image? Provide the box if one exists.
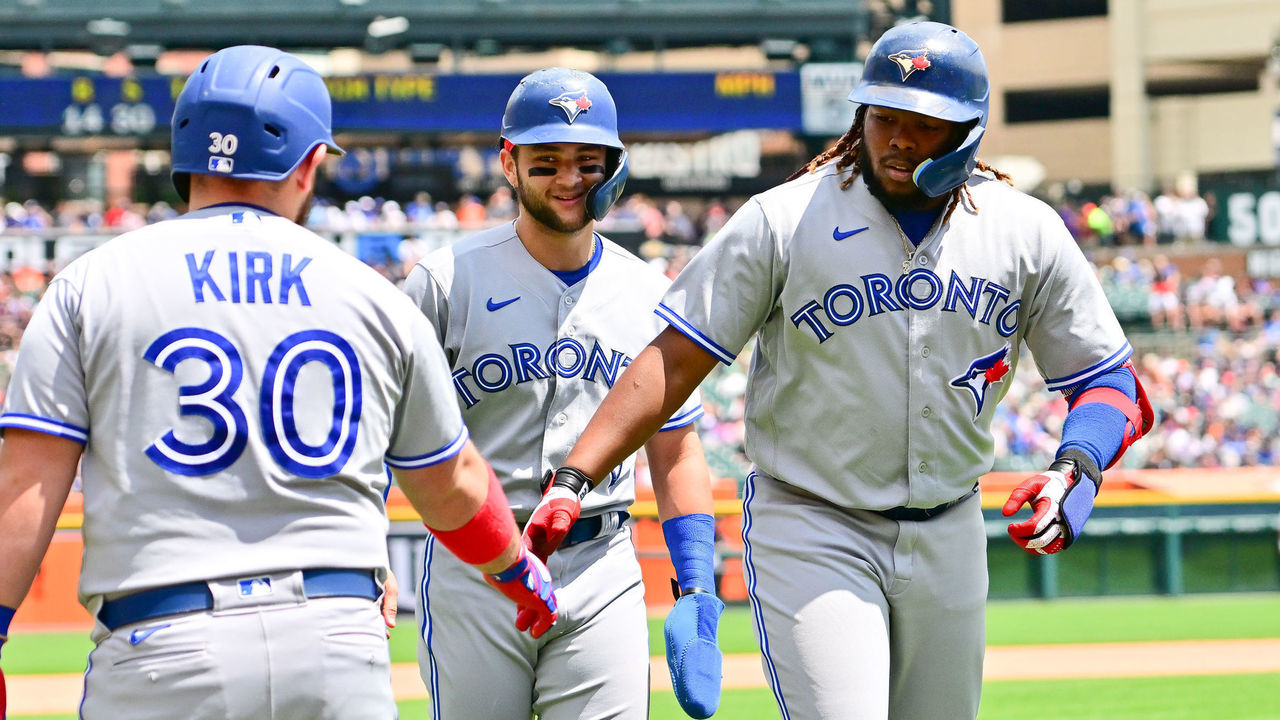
[888,49,931,81]
[950,343,1012,418]
[549,91,592,123]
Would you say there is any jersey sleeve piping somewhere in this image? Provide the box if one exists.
[659,405,704,431]
[655,304,736,366]
[1043,342,1132,392]
[0,413,89,444]
[385,425,469,469]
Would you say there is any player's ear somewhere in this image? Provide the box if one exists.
[293,144,329,194]
[500,146,519,189]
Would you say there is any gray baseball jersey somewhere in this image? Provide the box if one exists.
[403,222,702,519]
[403,222,702,719]
[658,163,1131,719]
[660,164,1130,510]
[1,204,467,601]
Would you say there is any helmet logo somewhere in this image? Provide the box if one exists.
[548,91,592,123]
[888,49,931,81]
[208,157,234,174]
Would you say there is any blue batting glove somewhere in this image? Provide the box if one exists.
[664,589,724,718]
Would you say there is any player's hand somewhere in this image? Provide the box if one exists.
[1002,450,1101,554]
[485,547,558,639]
[522,466,594,562]
[380,570,399,637]
[664,589,724,718]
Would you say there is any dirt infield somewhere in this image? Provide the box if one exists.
[9,639,1280,714]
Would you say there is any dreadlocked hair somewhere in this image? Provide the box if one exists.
[946,159,1015,222]
[787,106,868,187]
[789,107,1017,224]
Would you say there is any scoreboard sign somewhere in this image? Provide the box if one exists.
[0,71,805,137]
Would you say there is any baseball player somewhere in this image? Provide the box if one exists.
[553,21,1153,720]
[0,45,556,720]
[402,68,723,720]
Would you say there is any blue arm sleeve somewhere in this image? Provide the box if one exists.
[662,514,717,594]
[1058,366,1137,470]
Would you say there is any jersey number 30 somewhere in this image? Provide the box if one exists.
[143,327,362,478]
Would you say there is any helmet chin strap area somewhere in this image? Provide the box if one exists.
[912,123,985,198]
[585,149,629,221]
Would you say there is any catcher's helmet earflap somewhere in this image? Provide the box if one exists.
[171,45,344,202]
[500,67,628,220]
[848,21,989,197]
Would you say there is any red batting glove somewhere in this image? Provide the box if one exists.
[1002,469,1071,554]
[521,466,594,562]
[1002,452,1100,556]
[485,547,559,638]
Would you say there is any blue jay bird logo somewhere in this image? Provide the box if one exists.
[950,344,1012,418]
[548,91,592,123]
[888,49,932,81]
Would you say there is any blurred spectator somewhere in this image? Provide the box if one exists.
[1148,254,1184,331]
[428,201,459,230]
[700,200,730,243]
[145,201,178,224]
[455,194,486,229]
[1186,258,1245,332]
[486,187,517,222]
[1082,201,1114,245]
[405,191,435,225]
[1171,175,1210,243]
[663,200,697,244]
[380,199,407,230]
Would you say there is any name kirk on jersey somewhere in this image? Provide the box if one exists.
[791,269,1021,342]
[185,250,312,305]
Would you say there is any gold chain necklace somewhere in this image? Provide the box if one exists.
[890,217,915,275]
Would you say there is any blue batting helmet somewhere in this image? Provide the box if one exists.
[501,67,629,220]
[171,45,344,202]
[848,21,990,197]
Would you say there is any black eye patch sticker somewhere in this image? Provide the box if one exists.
[579,165,606,175]
[528,167,556,176]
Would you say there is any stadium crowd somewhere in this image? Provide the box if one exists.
[0,187,1273,479]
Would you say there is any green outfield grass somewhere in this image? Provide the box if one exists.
[6,593,1280,720]
[7,593,1279,674]
[17,676,1280,720]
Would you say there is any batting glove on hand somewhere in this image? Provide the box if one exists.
[485,547,559,639]
[522,466,594,562]
[664,586,724,719]
[1002,449,1102,555]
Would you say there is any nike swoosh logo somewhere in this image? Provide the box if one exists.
[129,624,171,645]
[833,226,869,240]
[486,296,520,312]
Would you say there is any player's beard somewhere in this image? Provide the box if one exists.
[294,188,315,226]
[514,178,591,235]
[859,141,940,212]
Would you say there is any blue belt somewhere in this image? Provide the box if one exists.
[875,487,978,522]
[559,511,630,549]
[98,568,379,631]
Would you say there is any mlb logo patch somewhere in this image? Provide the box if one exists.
[238,577,273,597]
[209,156,234,174]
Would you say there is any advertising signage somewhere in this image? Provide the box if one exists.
[0,70,803,138]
